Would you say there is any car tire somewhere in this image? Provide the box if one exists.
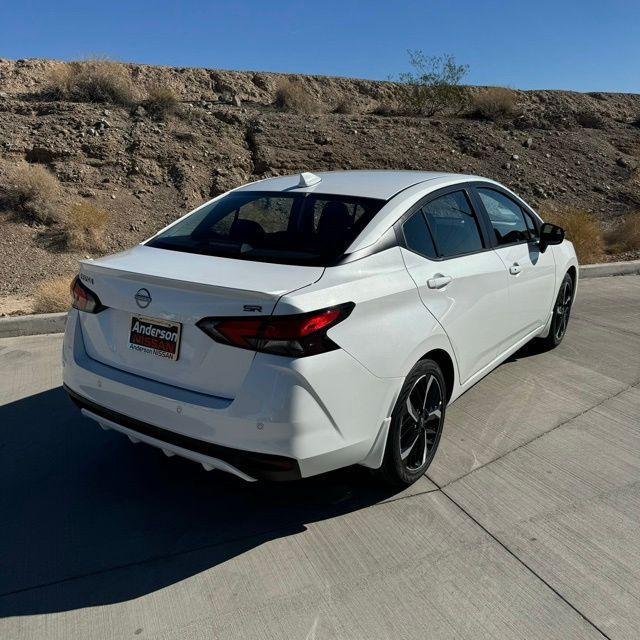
[537,272,574,351]
[375,359,446,487]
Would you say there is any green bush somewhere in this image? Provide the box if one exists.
[396,51,468,116]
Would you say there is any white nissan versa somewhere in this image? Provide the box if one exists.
[63,171,578,486]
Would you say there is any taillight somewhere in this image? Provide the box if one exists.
[197,303,355,357]
[70,276,106,313]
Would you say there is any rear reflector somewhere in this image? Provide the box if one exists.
[197,302,354,357]
[71,276,106,314]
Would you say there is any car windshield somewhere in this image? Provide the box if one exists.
[146,190,386,266]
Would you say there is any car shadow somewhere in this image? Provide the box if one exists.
[0,387,405,617]
[504,336,551,363]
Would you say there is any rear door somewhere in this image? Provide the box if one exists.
[398,186,511,384]
[472,186,556,344]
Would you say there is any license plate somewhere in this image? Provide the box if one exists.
[128,315,182,361]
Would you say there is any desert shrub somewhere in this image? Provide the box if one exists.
[372,102,398,116]
[33,276,73,314]
[396,51,468,116]
[575,110,605,129]
[633,113,640,128]
[0,163,61,224]
[144,84,181,120]
[45,59,135,105]
[334,99,355,114]
[603,213,640,253]
[274,79,321,114]
[63,201,110,252]
[542,208,603,264]
[470,87,517,120]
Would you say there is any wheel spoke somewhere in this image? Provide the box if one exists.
[405,395,419,422]
[405,375,425,422]
[422,375,434,410]
[400,430,421,460]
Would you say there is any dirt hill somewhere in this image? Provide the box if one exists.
[1,58,639,314]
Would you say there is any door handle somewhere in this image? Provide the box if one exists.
[509,262,522,276]
[427,274,452,289]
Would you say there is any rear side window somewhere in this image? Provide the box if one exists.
[403,210,437,259]
[423,191,484,258]
[477,188,535,245]
[147,191,385,266]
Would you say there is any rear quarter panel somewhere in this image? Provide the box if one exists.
[275,247,458,382]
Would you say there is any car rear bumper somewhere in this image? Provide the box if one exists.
[63,310,399,481]
[64,385,300,481]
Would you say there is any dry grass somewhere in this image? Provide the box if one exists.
[33,276,73,314]
[470,88,517,120]
[63,201,110,252]
[603,213,640,253]
[372,101,399,117]
[45,59,135,106]
[575,110,605,129]
[144,84,181,120]
[334,99,355,114]
[0,163,61,224]
[274,79,321,114]
[542,208,603,264]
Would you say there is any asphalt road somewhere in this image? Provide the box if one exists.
[1,275,639,640]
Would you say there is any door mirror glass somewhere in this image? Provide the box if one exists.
[539,223,564,250]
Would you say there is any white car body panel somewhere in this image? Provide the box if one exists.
[63,170,578,481]
[400,247,510,384]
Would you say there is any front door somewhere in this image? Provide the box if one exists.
[474,187,556,347]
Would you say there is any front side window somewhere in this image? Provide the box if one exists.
[477,188,535,246]
[147,191,385,266]
[423,191,484,258]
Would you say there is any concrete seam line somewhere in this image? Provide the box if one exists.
[571,315,640,339]
[0,486,438,599]
[437,378,640,491]
[437,485,613,640]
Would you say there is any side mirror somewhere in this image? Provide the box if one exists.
[538,223,565,252]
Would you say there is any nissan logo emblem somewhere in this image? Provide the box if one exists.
[134,288,152,309]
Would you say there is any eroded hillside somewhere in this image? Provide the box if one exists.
[1,58,639,313]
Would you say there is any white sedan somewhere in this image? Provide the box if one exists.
[63,170,577,486]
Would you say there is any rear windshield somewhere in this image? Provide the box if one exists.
[146,191,385,266]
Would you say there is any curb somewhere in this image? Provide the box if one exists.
[1,261,639,338]
[0,312,67,338]
[579,259,640,279]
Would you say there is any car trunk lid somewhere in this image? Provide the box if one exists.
[77,245,324,398]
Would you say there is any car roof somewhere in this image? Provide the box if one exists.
[235,170,485,201]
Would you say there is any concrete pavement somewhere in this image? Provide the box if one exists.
[0,275,639,639]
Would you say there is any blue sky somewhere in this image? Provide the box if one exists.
[1,0,638,92]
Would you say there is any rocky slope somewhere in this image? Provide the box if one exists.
[1,58,639,313]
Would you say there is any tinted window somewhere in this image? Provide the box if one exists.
[147,191,385,266]
[523,209,539,238]
[478,189,534,246]
[403,210,437,259]
[423,191,484,258]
